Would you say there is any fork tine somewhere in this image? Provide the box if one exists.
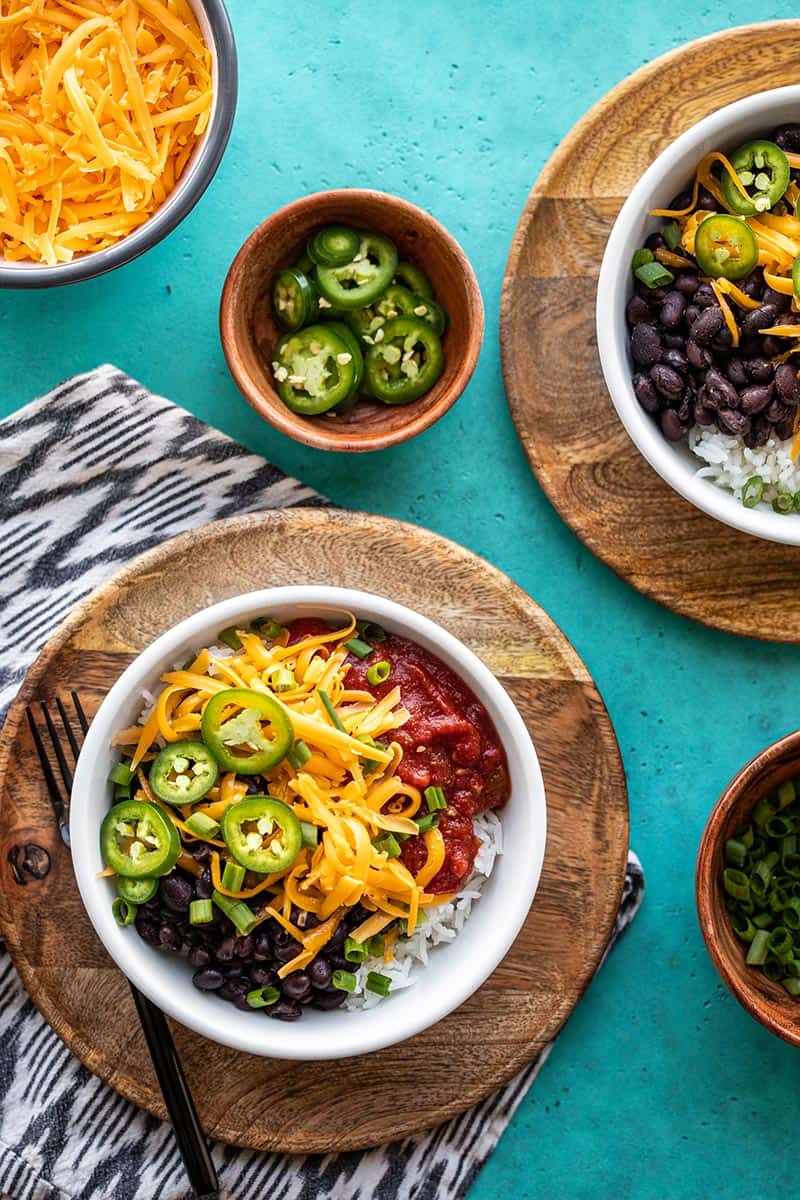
[56,694,81,759]
[72,691,89,736]
[40,702,74,794]
[25,705,67,807]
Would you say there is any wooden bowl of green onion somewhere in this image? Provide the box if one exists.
[697,729,800,1046]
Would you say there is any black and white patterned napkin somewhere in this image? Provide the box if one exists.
[0,366,644,1200]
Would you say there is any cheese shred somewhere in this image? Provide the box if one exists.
[0,0,212,264]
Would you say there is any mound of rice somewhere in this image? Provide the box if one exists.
[344,808,503,1010]
[689,424,800,504]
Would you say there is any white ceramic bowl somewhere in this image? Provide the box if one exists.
[71,586,546,1060]
[597,85,800,546]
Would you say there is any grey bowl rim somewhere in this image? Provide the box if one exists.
[0,0,237,290]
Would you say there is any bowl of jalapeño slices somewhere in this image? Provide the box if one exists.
[220,189,484,452]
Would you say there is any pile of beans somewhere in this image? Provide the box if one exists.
[628,122,800,448]
[133,843,367,1021]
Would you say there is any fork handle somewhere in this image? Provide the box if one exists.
[130,984,219,1199]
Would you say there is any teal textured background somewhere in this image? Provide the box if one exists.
[2,4,799,1196]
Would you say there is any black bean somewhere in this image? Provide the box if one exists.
[193,968,224,991]
[645,232,666,253]
[739,269,764,299]
[777,413,795,440]
[675,272,700,296]
[625,294,649,327]
[662,332,686,350]
[313,989,346,1011]
[668,189,692,211]
[631,322,662,366]
[328,951,348,971]
[140,897,161,915]
[245,778,262,795]
[694,405,717,426]
[744,418,770,448]
[282,971,312,1000]
[251,965,278,988]
[741,304,779,338]
[135,918,161,946]
[158,922,181,952]
[691,306,724,345]
[640,283,669,306]
[160,874,192,912]
[253,930,273,960]
[232,992,255,1011]
[215,935,236,963]
[726,357,747,389]
[761,336,785,359]
[191,843,211,864]
[660,290,686,329]
[694,283,717,308]
[762,286,791,312]
[744,357,773,384]
[220,978,249,1002]
[650,363,684,400]
[661,348,689,375]
[195,869,213,901]
[291,908,319,931]
[776,362,800,406]
[704,366,740,411]
[327,925,346,951]
[697,186,717,211]
[188,945,212,967]
[766,398,792,424]
[658,409,684,440]
[717,409,751,436]
[739,386,772,414]
[274,936,304,964]
[774,123,800,153]
[308,957,332,988]
[711,327,734,352]
[234,935,254,959]
[685,304,700,327]
[269,999,302,1022]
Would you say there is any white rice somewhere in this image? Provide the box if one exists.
[343,808,503,1010]
[689,424,800,505]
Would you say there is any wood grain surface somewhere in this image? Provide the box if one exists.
[501,21,800,642]
[0,509,628,1153]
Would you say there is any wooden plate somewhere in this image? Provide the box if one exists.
[0,509,628,1153]
[501,21,800,642]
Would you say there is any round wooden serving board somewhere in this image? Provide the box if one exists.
[0,509,628,1153]
[501,21,800,642]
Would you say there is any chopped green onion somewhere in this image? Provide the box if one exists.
[753,797,775,830]
[356,621,386,643]
[114,783,132,800]
[253,617,284,640]
[365,971,392,997]
[112,896,137,926]
[722,868,750,901]
[783,897,800,930]
[730,912,755,942]
[634,261,674,288]
[366,661,391,686]
[663,221,682,251]
[189,899,213,925]
[746,929,770,965]
[247,986,280,1008]
[218,626,243,650]
[764,958,784,982]
[739,825,755,849]
[184,811,221,839]
[268,666,296,693]
[769,926,794,963]
[414,813,440,835]
[221,861,246,892]
[288,740,312,770]
[725,838,748,868]
[300,820,319,848]
[367,935,385,956]
[773,493,794,514]
[742,476,764,508]
[784,853,800,879]
[374,833,402,858]
[794,491,800,513]
[782,834,798,859]
[319,688,346,732]
[779,779,796,809]
[424,786,447,812]
[344,936,368,964]
[766,815,794,839]
[212,890,257,935]
[344,638,374,659]
[332,969,357,992]
[108,762,134,786]
[783,977,800,995]
[359,734,384,775]
[631,247,654,272]
[752,911,774,929]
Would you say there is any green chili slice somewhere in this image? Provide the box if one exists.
[201,688,292,775]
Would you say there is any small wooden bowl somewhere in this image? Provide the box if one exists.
[696,730,800,1046]
[219,189,484,452]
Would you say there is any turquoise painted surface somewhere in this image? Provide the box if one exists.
[2,2,800,1195]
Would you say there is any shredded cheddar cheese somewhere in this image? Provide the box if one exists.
[0,0,212,264]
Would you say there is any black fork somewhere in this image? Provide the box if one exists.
[26,694,220,1200]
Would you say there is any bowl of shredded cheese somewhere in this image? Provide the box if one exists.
[0,0,236,287]
[70,586,546,1060]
